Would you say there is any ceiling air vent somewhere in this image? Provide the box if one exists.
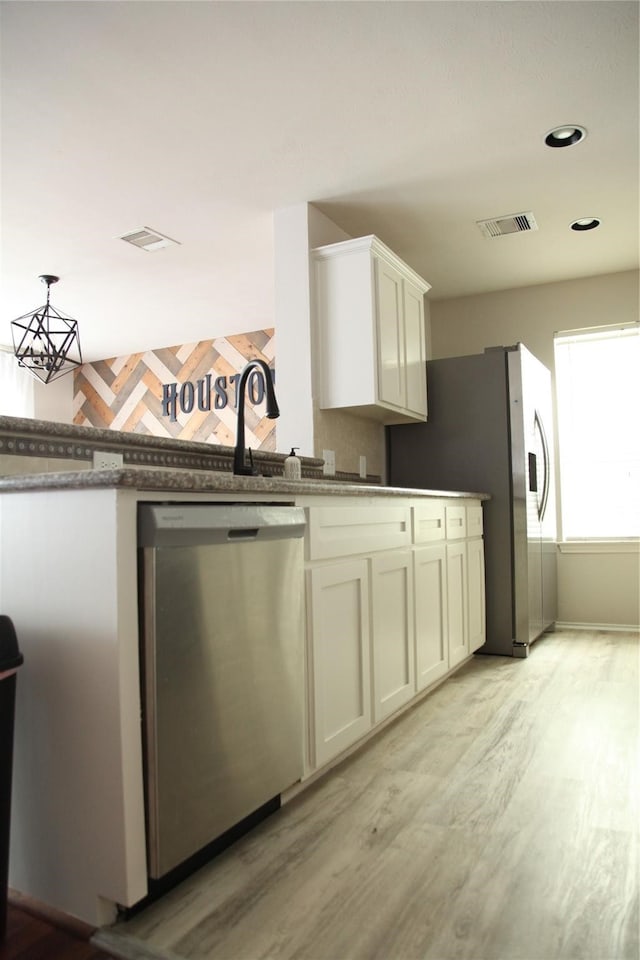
[476,211,538,239]
[119,227,180,251]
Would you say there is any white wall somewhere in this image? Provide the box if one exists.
[429,269,638,368]
[430,268,640,629]
[557,545,639,629]
[33,375,74,424]
[273,204,318,458]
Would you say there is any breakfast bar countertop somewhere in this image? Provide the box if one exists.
[0,467,489,500]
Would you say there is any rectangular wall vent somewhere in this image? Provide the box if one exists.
[119,227,180,251]
[476,211,538,238]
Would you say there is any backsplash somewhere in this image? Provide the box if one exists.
[72,329,276,451]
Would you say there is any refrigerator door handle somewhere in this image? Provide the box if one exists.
[528,452,538,492]
[534,410,550,522]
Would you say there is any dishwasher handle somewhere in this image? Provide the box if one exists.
[138,504,306,548]
[227,527,259,541]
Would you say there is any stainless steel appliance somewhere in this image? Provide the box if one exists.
[387,343,557,657]
[138,503,306,879]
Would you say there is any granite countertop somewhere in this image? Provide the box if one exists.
[0,467,489,499]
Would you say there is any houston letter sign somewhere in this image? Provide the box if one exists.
[162,367,275,423]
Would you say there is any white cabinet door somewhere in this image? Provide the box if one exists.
[375,258,405,411]
[308,560,371,768]
[447,541,469,668]
[467,537,486,653]
[371,550,415,722]
[414,543,449,690]
[403,280,427,418]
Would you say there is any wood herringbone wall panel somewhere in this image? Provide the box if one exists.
[73,329,276,450]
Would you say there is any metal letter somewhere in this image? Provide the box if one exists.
[229,373,241,409]
[249,369,265,405]
[180,381,195,414]
[214,376,228,410]
[162,382,178,422]
[197,374,212,412]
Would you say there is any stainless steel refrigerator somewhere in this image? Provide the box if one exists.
[387,343,557,657]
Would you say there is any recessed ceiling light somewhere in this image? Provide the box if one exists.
[544,125,587,148]
[570,217,600,231]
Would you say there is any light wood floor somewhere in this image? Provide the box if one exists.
[95,629,639,960]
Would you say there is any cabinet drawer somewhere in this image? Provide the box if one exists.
[307,505,411,560]
[467,504,483,538]
[445,505,467,540]
[413,501,446,543]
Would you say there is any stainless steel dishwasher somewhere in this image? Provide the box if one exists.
[137,502,306,880]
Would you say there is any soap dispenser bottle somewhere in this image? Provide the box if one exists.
[284,447,301,480]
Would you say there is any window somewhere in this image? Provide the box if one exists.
[0,348,34,417]
[554,323,640,539]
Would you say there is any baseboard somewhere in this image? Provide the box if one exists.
[8,888,97,940]
[556,621,640,633]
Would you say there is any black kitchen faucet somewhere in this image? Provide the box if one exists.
[233,359,280,475]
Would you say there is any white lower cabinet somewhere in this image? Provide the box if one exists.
[446,541,469,668]
[371,550,415,722]
[467,536,486,653]
[414,543,449,690]
[308,559,372,768]
[303,496,485,775]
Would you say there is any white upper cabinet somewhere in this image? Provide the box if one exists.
[312,235,431,424]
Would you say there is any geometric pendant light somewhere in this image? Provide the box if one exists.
[10,275,82,384]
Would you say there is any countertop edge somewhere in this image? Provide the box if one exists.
[0,468,490,500]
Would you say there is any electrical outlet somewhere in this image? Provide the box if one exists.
[322,449,336,476]
[93,451,124,470]
[359,455,367,479]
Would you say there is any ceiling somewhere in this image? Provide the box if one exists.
[1,0,638,363]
